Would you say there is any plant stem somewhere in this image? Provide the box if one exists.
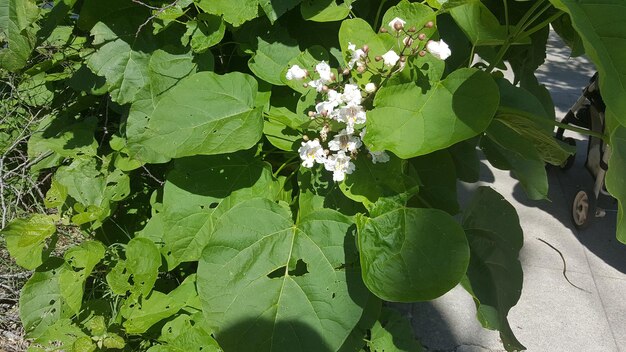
[374,0,388,30]
[553,121,607,141]
[517,11,564,40]
[274,155,299,176]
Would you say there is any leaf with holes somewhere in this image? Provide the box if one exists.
[197,198,371,352]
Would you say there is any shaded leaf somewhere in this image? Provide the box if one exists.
[461,187,525,352]
[356,207,469,302]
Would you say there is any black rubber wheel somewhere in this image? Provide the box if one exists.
[572,188,596,229]
[561,137,577,171]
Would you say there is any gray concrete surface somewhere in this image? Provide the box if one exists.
[396,31,626,351]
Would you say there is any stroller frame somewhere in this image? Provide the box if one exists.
[555,73,611,228]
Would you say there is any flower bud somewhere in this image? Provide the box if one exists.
[418,50,427,57]
[403,37,414,47]
[302,135,309,141]
[379,27,388,33]
[330,73,336,81]
[424,21,434,28]
[418,33,426,41]
[324,149,330,155]
[408,26,417,32]
[357,66,366,73]
[308,111,316,118]
[393,21,404,31]
[375,56,382,62]
[322,85,329,92]
[362,44,369,53]
[399,56,406,62]
[303,83,309,88]
[321,110,328,117]
[342,68,351,76]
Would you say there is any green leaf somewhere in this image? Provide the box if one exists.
[197,199,371,352]
[548,0,626,125]
[338,18,386,86]
[28,115,98,162]
[368,308,423,352]
[106,237,160,296]
[260,0,303,23]
[2,214,56,270]
[140,151,283,268]
[381,0,436,34]
[0,0,39,71]
[248,26,301,86]
[126,71,263,163]
[196,0,260,27]
[481,120,548,200]
[19,258,85,337]
[121,275,197,334]
[17,73,54,107]
[448,138,480,183]
[409,150,459,214]
[182,14,225,53]
[340,155,416,207]
[124,48,201,163]
[606,123,626,244]
[301,0,354,22]
[149,313,222,352]
[551,13,584,57]
[365,68,499,158]
[356,207,469,302]
[30,319,89,351]
[82,0,153,104]
[461,187,525,352]
[494,78,573,166]
[450,0,528,46]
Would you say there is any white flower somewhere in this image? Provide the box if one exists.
[359,127,366,140]
[337,105,367,134]
[324,151,355,182]
[426,39,452,60]
[315,61,333,82]
[388,17,406,31]
[315,101,335,116]
[382,50,400,67]
[370,150,390,164]
[286,65,307,80]
[307,79,321,92]
[327,89,343,106]
[342,84,362,106]
[328,129,362,153]
[298,139,326,168]
[347,42,366,69]
[364,83,376,93]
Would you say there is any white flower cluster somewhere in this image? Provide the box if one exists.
[286,16,451,182]
[288,61,390,181]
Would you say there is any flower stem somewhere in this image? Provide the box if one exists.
[374,0,388,30]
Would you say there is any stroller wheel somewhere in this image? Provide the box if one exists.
[572,188,596,229]
[560,137,576,170]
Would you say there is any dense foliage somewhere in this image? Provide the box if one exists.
[1,0,625,351]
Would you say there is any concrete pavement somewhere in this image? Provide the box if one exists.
[397,31,626,352]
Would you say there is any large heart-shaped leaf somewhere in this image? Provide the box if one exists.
[126,71,263,163]
[197,199,370,352]
[365,68,499,158]
[461,187,525,351]
[356,207,469,302]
